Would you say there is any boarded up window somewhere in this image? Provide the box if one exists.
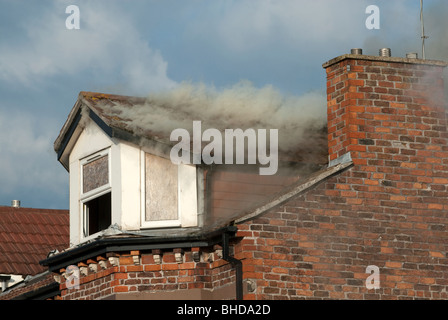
[83,155,109,193]
[145,153,178,221]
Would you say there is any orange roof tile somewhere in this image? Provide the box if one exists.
[0,206,69,276]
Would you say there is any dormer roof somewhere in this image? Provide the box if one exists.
[54,91,328,171]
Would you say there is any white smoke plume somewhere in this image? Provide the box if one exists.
[107,80,327,156]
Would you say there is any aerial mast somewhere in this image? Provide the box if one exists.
[420,0,429,59]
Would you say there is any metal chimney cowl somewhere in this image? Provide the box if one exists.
[379,48,392,57]
[11,200,20,208]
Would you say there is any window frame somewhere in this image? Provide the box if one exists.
[82,191,112,237]
[79,148,112,238]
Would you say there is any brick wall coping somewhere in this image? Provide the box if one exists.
[322,54,448,69]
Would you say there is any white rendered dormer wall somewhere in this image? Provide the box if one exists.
[68,118,199,246]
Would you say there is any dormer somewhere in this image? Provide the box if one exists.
[55,91,328,248]
[54,92,201,246]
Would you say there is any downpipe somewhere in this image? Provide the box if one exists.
[222,227,243,300]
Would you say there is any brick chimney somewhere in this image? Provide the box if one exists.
[323,51,447,169]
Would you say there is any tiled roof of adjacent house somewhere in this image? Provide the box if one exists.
[0,206,69,276]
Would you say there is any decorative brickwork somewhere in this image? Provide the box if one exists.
[55,247,239,300]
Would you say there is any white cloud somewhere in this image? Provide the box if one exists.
[0,1,176,94]
[184,0,424,59]
[189,0,367,54]
[0,109,67,204]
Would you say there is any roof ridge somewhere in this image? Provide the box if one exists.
[79,91,145,102]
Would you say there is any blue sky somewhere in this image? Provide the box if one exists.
[0,0,446,209]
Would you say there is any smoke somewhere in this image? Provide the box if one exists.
[106,80,327,157]
[425,0,448,101]
[94,81,328,225]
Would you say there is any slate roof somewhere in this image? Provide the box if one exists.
[0,206,69,276]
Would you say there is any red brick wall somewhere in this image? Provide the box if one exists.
[326,56,447,164]
[234,55,448,300]
[237,167,448,299]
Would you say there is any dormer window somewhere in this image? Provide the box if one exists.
[80,148,111,237]
[55,92,202,246]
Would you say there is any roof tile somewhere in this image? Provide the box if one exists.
[0,206,69,276]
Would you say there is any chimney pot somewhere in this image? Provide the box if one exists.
[11,200,20,208]
[406,52,418,59]
[379,48,391,57]
[351,48,363,55]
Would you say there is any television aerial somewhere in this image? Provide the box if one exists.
[420,0,429,59]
